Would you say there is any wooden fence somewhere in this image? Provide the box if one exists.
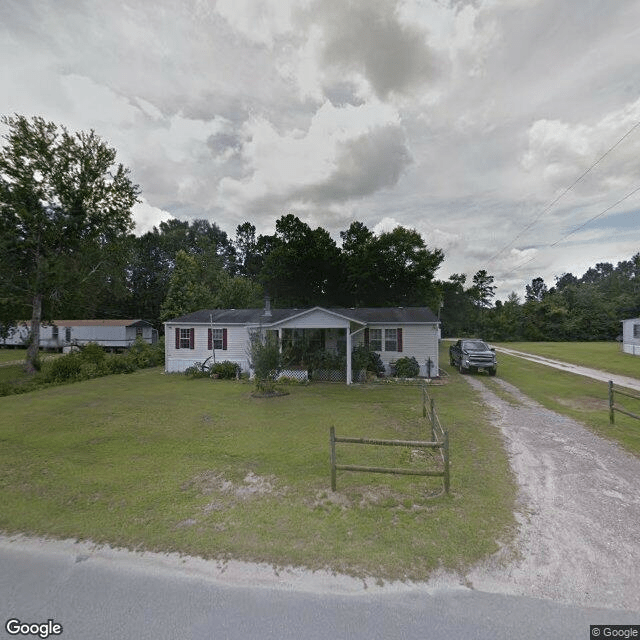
[608,381,640,424]
[329,383,449,494]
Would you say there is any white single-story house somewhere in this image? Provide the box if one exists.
[164,302,440,384]
[621,318,640,355]
[1,319,157,351]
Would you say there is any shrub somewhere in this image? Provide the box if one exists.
[352,345,385,377]
[41,352,83,383]
[394,356,420,378]
[79,342,106,366]
[125,336,164,369]
[104,354,137,374]
[248,330,281,392]
[210,361,241,379]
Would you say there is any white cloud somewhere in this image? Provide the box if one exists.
[2,0,640,301]
[131,200,174,236]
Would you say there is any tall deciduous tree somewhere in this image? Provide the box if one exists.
[0,115,139,372]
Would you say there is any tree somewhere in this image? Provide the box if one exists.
[340,222,444,307]
[159,250,213,322]
[259,214,343,306]
[470,270,496,309]
[0,115,139,372]
[525,276,548,303]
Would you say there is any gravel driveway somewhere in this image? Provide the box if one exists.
[461,375,640,611]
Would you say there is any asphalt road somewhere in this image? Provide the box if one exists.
[1,536,638,640]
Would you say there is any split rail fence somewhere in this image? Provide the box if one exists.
[609,380,640,425]
[329,383,449,494]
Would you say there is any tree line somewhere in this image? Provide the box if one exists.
[440,256,640,341]
[2,116,639,374]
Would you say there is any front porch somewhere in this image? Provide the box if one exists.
[263,308,366,385]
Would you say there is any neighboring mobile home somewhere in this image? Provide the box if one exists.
[621,318,640,355]
[164,303,440,384]
[1,320,157,351]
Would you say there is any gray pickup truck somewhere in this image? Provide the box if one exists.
[449,339,497,375]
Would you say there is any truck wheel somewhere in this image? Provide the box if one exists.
[488,367,497,376]
[459,362,467,374]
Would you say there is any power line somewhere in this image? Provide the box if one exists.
[505,183,640,274]
[487,119,640,266]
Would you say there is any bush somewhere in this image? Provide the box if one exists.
[210,361,241,379]
[248,330,281,391]
[104,354,137,375]
[125,336,164,369]
[80,342,106,366]
[41,352,83,383]
[352,345,385,378]
[393,356,420,378]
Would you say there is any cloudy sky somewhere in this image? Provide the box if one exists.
[2,0,640,300]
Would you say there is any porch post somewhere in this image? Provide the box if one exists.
[346,325,352,385]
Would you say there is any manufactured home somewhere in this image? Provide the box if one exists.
[1,320,157,351]
[164,303,440,384]
[621,318,640,356]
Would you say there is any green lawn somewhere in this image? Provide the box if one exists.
[0,348,26,364]
[0,365,517,581]
[492,341,640,379]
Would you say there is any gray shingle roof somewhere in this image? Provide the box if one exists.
[167,306,438,325]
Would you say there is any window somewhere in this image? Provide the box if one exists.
[136,327,144,339]
[385,328,398,352]
[65,327,71,343]
[369,329,382,351]
[366,327,403,352]
[208,328,228,350]
[179,328,192,349]
[211,328,223,350]
[52,326,59,340]
[634,324,640,339]
[175,328,194,349]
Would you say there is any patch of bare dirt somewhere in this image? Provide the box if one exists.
[462,376,640,611]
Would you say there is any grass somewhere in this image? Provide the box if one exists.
[492,341,640,379]
[0,348,27,364]
[0,364,517,582]
[449,349,640,457]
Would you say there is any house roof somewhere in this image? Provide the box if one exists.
[167,306,438,325]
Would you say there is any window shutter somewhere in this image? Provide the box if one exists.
[208,328,212,350]
[175,328,180,350]
[190,328,195,349]
[222,328,228,350]
[397,328,403,352]
[364,328,369,346]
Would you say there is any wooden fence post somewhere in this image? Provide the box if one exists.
[422,383,427,418]
[609,380,615,425]
[430,398,436,441]
[443,430,450,495]
[330,426,337,492]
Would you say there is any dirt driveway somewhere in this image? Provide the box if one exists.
[459,375,640,611]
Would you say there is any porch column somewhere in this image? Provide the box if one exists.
[278,328,282,352]
[346,325,352,385]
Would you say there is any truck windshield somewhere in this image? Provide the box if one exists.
[463,341,488,350]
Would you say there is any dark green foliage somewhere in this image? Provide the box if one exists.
[393,356,420,378]
[210,360,241,379]
[351,344,385,377]
[0,115,139,371]
[248,331,282,392]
